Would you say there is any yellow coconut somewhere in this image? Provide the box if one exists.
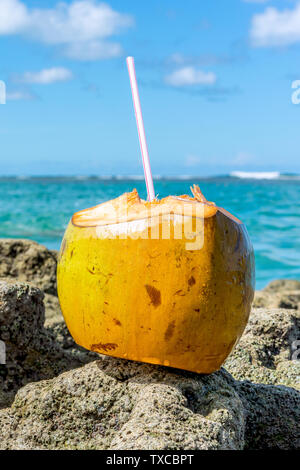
[57,185,255,374]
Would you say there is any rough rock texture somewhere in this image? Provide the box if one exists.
[0,357,299,450]
[254,279,300,310]
[0,239,299,450]
[236,381,300,450]
[0,360,244,450]
[0,238,87,354]
[0,238,63,324]
[0,239,58,295]
[225,307,300,389]
[0,279,97,409]
[227,274,300,390]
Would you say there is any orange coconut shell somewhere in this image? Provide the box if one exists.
[57,187,255,374]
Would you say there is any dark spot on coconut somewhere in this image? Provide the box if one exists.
[87,267,95,275]
[104,301,109,305]
[164,320,175,341]
[194,308,200,312]
[188,276,196,287]
[145,285,161,307]
[174,289,185,296]
[113,318,122,326]
[70,248,74,258]
[91,342,118,352]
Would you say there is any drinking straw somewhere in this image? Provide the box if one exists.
[126,56,155,201]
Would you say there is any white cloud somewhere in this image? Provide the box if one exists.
[251,3,300,47]
[0,0,29,34]
[165,67,216,87]
[0,0,134,60]
[19,67,73,84]
[6,90,35,101]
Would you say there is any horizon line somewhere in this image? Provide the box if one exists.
[0,172,299,181]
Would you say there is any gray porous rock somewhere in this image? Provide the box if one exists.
[0,238,84,351]
[0,238,63,324]
[0,239,299,450]
[0,357,299,450]
[0,238,58,296]
[254,279,300,310]
[225,307,300,389]
[236,381,300,450]
[0,279,97,409]
[0,358,245,450]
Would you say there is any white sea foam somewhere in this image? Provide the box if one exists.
[230,171,280,180]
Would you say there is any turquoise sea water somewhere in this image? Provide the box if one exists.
[0,176,299,289]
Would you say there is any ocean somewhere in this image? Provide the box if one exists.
[0,174,299,289]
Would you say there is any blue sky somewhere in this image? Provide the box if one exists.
[0,0,300,176]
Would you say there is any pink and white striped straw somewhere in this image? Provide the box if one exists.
[126,56,155,201]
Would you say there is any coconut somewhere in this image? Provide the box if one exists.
[57,186,255,374]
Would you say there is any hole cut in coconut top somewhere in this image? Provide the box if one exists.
[72,185,242,227]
